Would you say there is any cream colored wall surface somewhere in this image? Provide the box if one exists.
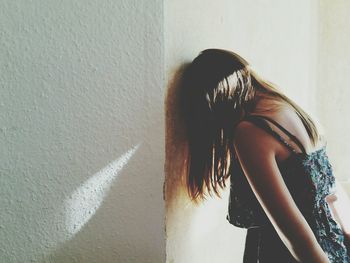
[0,0,165,262]
[165,1,319,262]
[318,0,350,191]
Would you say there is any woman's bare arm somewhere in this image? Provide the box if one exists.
[234,121,330,263]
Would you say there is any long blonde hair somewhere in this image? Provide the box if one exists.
[179,49,321,204]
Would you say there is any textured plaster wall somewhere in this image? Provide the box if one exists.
[317,0,350,190]
[164,0,319,262]
[1,0,165,262]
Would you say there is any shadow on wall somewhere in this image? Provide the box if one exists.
[164,63,191,210]
[39,144,158,262]
[35,88,166,262]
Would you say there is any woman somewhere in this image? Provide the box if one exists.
[179,49,350,262]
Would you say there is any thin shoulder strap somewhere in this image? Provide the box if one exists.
[243,115,307,154]
[249,115,307,154]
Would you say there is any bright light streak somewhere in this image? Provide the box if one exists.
[65,143,141,236]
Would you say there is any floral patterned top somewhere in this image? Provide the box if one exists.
[226,115,350,262]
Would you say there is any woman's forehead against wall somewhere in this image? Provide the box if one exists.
[188,49,250,81]
[181,49,256,121]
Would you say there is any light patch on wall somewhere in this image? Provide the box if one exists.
[65,143,141,236]
[188,197,222,242]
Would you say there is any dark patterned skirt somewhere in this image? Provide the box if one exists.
[243,224,298,263]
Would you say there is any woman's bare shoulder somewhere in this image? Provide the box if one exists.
[250,103,317,153]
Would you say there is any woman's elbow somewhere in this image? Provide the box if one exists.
[277,227,329,263]
[286,235,330,263]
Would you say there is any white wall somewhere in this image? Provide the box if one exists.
[0,0,165,262]
[165,0,319,262]
[317,0,350,190]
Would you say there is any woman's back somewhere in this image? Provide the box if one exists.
[226,108,350,262]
